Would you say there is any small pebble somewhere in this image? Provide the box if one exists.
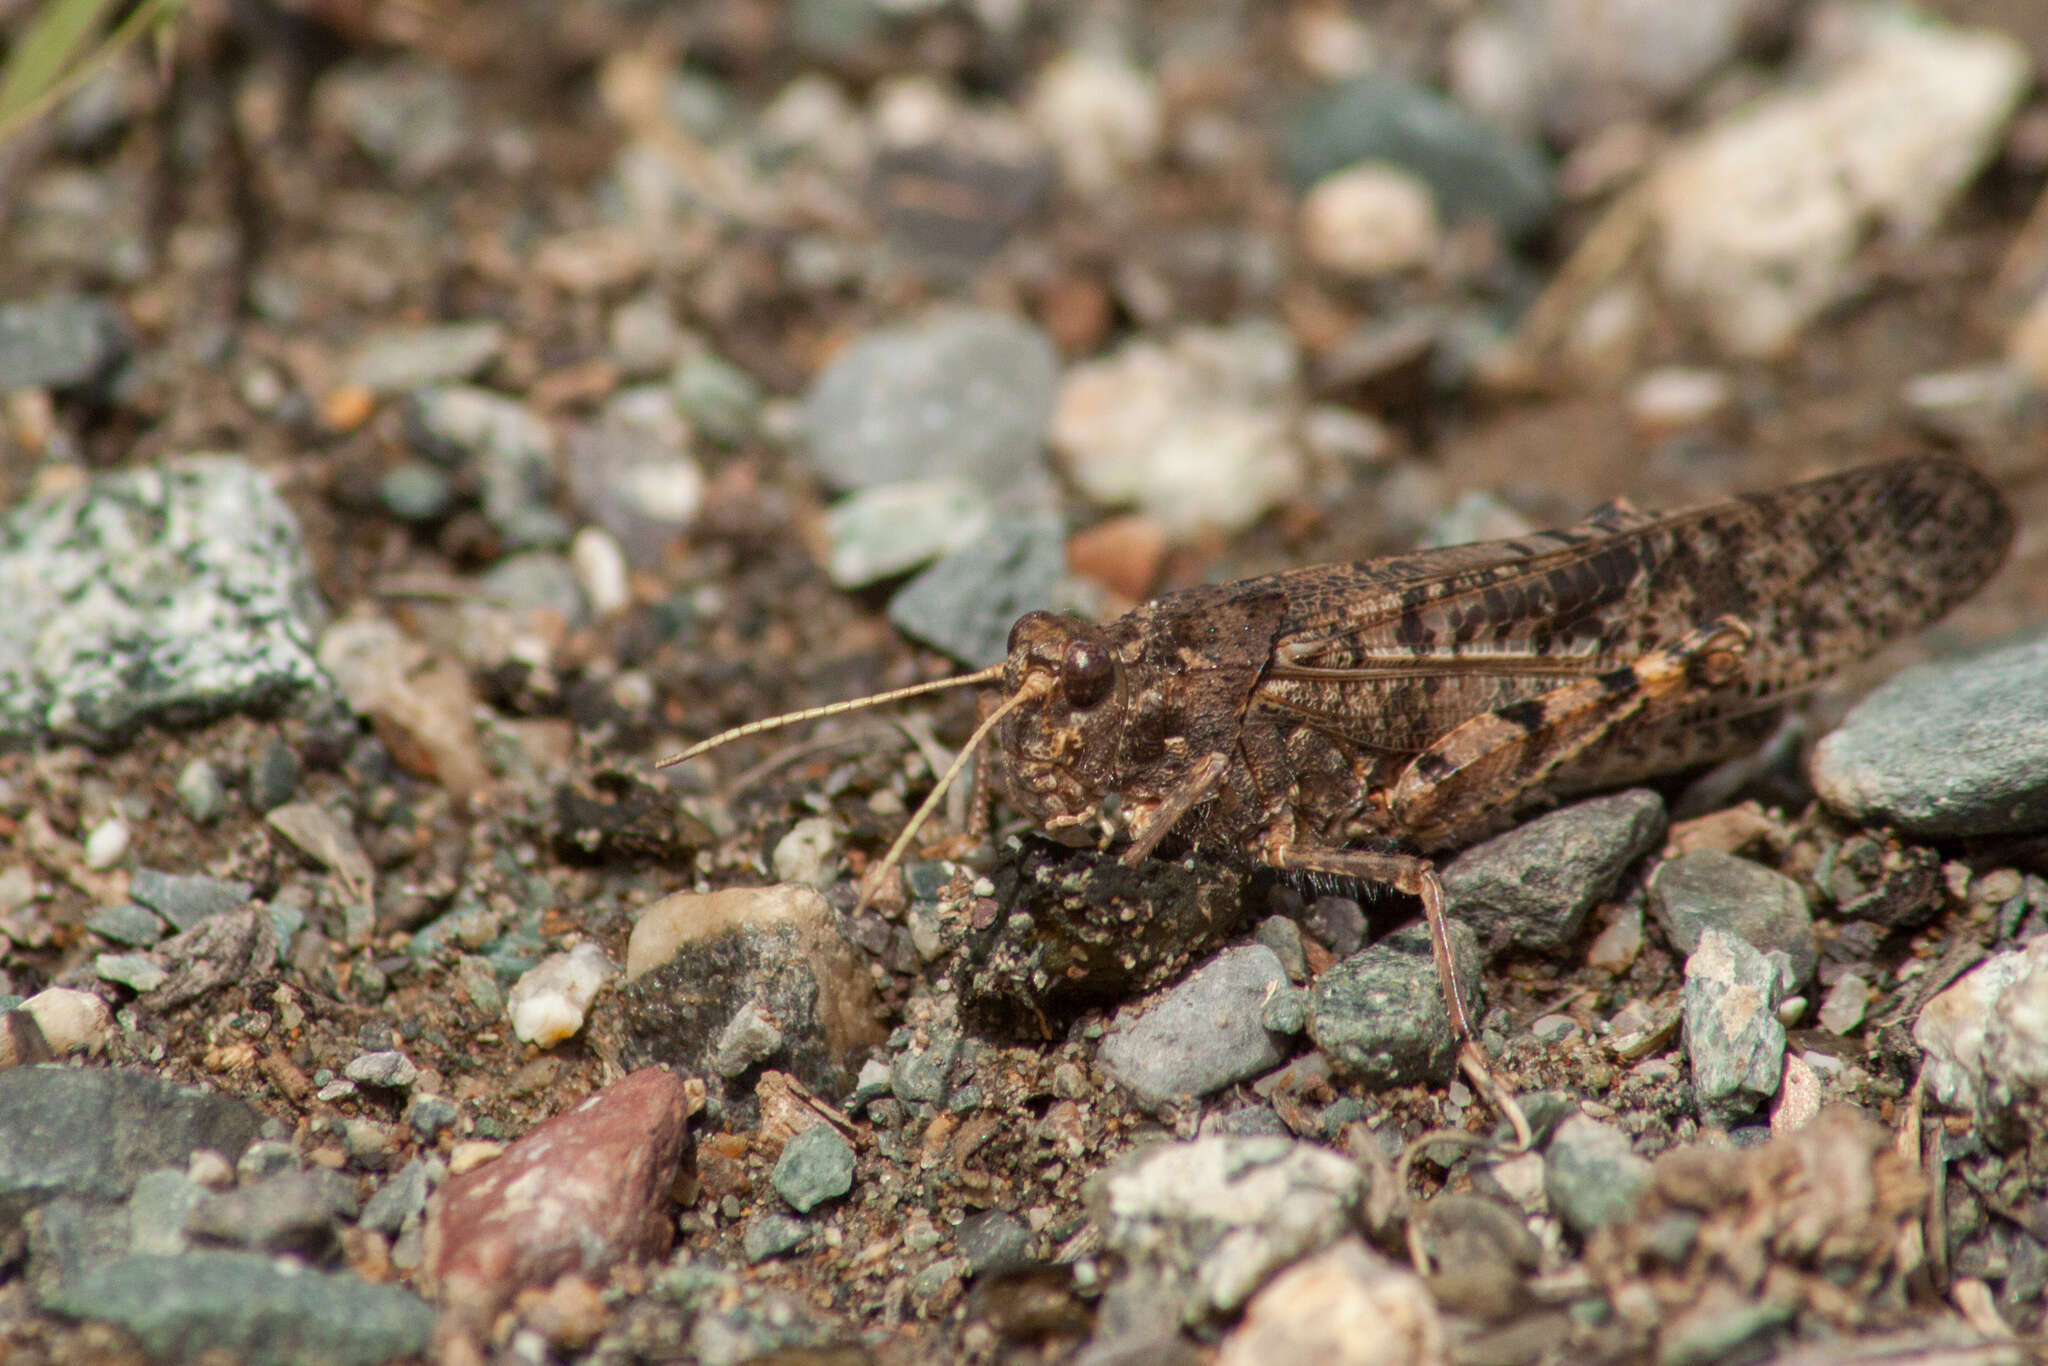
[176,759,227,824]
[1544,1114,1650,1236]
[507,942,615,1046]
[771,1123,856,1213]
[1683,927,1788,1126]
[345,1050,420,1090]
[95,952,168,994]
[1628,366,1733,435]
[378,461,455,523]
[252,739,301,812]
[1026,52,1162,197]
[744,1213,811,1263]
[1819,973,1870,1035]
[569,526,631,616]
[405,1094,462,1142]
[86,901,165,947]
[771,816,842,888]
[83,815,131,870]
[1299,162,1440,278]
[1097,945,1292,1106]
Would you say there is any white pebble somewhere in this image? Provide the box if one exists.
[1628,366,1733,433]
[20,987,112,1056]
[1299,163,1440,279]
[1026,52,1162,197]
[508,941,616,1047]
[570,526,631,616]
[83,817,131,870]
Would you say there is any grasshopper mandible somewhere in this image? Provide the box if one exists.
[662,456,2013,1133]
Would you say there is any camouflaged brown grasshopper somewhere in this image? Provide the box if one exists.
[661,456,2012,1132]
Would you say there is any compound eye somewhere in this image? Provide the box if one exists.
[1061,639,1114,709]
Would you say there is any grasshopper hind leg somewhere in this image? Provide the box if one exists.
[1269,842,1532,1151]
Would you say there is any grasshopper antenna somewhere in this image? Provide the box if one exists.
[853,676,1050,915]
[655,664,1006,769]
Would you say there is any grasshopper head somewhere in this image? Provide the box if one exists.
[995,610,1129,843]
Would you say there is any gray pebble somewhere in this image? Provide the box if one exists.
[0,292,128,391]
[343,1051,418,1090]
[250,739,300,813]
[175,760,227,825]
[772,1124,855,1213]
[96,953,168,994]
[0,459,332,749]
[1543,1115,1650,1237]
[348,321,503,394]
[887,512,1068,669]
[891,1026,962,1107]
[402,1095,460,1143]
[1282,74,1553,235]
[1650,849,1814,989]
[315,57,470,188]
[185,1169,352,1256]
[1097,945,1293,1106]
[1252,915,1309,982]
[800,309,1058,493]
[43,1249,435,1366]
[823,480,993,589]
[236,1141,297,1182]
[130,869,255,933]
[1818,973,1869,1036]
[86,902,166,948]
[711,1000,785,1079]
[955,1209,1030,1274]
[407,384,566,550]
[127,1169,205,1256]
[1444,790,1666,956]
[1260,986,1308,1036]
[376,462,454,524]
[671,354,762,447]
[1302,896,1366,958]
[743,1212,811,1263]
[1683,927,1787,1126]
[359,1158,433,1236]
[1811,630,2048,838]
[1309,921,1483,1088]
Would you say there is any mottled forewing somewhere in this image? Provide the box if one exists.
[1253,457,2011,754]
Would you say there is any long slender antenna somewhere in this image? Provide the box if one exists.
[655,664,1005,768]
[853,677,1049,914]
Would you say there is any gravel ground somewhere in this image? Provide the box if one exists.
[2,3,2048,1365]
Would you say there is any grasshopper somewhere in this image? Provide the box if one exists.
[662,456,2012,1131]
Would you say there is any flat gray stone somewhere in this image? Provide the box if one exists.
[1308,922,1482,1089]
[800,309,1057,493]
[128,869,254,933]
[1543,1115,1650,1237]
[1098,945,1292,1106]
[0,1068,260,1226]
[0,458,332,747]
[1812,630,2048,838]
[43,1251,435,1366]
[1682,927,1787,1127]
[0,293,128,390]
[887,511,1067,669]
[1443,790,1666,956]
[742,1213,811,1263]
[771,1124,855,1214]
[85,902,165,948]
[1650,849,1815,989]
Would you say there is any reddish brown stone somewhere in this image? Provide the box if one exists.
[426,1068,700,1328]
